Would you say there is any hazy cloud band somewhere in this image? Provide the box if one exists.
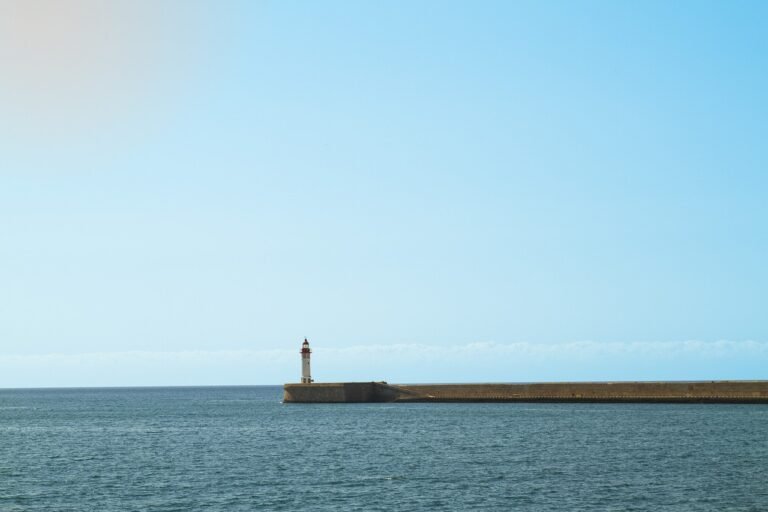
[1,341,766,388]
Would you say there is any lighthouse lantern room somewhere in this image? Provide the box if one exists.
[301,338,313,383]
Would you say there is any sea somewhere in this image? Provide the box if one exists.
[1,386,767,511]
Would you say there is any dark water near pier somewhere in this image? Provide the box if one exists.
[1,386,767,511]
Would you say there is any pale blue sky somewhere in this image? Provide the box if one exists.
[1,1,767,386]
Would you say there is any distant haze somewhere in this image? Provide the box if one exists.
[1,1,767,387]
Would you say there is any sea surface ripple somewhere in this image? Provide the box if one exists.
[1,386,767,511]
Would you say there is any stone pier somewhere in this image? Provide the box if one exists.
[283,381,768,403]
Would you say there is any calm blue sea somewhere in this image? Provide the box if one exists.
[1,386,767,511]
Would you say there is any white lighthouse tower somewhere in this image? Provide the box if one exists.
[301,338,313,383]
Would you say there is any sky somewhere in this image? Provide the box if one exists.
[1,0,767,387]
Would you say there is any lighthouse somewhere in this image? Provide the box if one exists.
[301,338,313,383]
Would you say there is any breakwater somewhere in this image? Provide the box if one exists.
[283,381,768,403]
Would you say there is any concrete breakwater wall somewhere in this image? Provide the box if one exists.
[283,381,768,403]
[283,382,397,403]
